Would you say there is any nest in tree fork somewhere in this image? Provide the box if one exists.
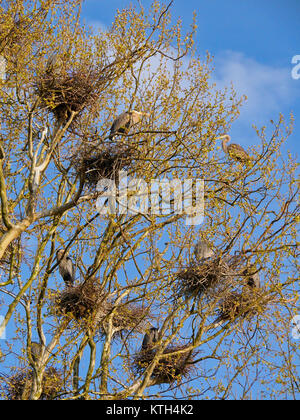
[132,344,198,385]
[216,289,271,323]
[55,278,101,321]
[1,367,63,400]
[176,258,235,299]
[55,278,149,335]
[95,302,150,337]
[77,145,135,188]
[35,67,100,125]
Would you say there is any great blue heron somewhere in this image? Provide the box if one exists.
[56,249,74,287]
[109,110,149,140]
[142,327,159,350]
[194,240,214,262]
[45,52,58,73]
[30,341,43,362]
[0,55,6,81]
[248,272,260,288]
[217,135,251,162]
[243,267,261,289]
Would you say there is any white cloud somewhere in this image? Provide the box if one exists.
[212,50,299,126]
[83,15,299,128]
[77,17,300,143]
[86,19,108,33]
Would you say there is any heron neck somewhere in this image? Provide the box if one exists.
[222,139,228,153]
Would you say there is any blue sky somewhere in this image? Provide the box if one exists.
[1,0,299,399]
[80,0,300,398]
[82,0,300,150]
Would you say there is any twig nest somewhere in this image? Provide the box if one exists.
[54,278,150,336]
[1,367,62,400]
[54,278,101,321]
[176,258,233,299]
[132,344,198,385]
[35,66,99,126]
[216,288,271,323]
[76,145,135,188]
[95,302,150,337]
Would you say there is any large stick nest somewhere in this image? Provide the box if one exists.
[35,67,100,125]
[95,301,150,337]
[176,258,235,299]
[75,144,135,188]
[132,344,198,385]
[216,289,271,322]
[54,278,150,335]
[1,367,63,400]
[54,278,101,321]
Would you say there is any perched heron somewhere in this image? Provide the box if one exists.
[30,341,43,362]
[56,249,74,287]
[247,272,261,288]
[109,110,149,140]
[217,135,251,162]
[243,267,261,289]
[0,55,6,81]
[142,327,159,350]
[45,52,58,73]
[194,240,214,262]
